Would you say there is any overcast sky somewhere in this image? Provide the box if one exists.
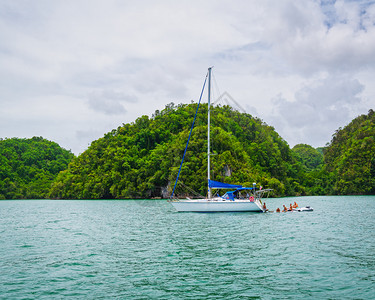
[1,0,374,155]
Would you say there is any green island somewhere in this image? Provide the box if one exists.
[1,104,374,199]
[0,136,74,199]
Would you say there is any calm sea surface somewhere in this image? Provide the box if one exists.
[1,196,374,299]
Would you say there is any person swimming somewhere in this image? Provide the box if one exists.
[276,207,280,213]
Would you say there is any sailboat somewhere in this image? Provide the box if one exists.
[169,67,271,212]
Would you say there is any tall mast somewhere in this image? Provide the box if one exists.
[207,67,212,199]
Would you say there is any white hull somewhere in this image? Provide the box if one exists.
[169,198,264,212]
[295,206,313,212]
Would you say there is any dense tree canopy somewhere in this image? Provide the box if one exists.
[291,144,327,196]
[2,107,374,200]
[323,109,375,195]
[0,137,74,199]
[50,103,306,199]
[292,144,324,171]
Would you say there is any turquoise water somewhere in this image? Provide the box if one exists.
[1,196,374,299]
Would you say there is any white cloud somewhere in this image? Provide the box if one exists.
[0,0,375,154]
[88,90,137,115]
[268,75,366,147]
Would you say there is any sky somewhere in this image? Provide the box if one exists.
[1,0,375,155]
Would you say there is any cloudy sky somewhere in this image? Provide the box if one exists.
[1,0,374,154]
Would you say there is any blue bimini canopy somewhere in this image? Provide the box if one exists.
[223,191,236,200]
[208,180,243,189]
[222,187,254,201]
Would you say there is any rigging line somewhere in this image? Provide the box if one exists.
[212,72,246,113]
[177,181,204,198]
[212,72,222,106]
[170,71,208,199]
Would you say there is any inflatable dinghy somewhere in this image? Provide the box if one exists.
[295,206,313,212]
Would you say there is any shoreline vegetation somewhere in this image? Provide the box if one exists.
[1,104,374,200]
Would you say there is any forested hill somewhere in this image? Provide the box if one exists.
[50,103,306,199]
[2,106,373,200]
[0,137,74,199]
[323,109,375,195]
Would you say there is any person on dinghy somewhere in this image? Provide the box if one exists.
[282,205,288,212]
[292,202,298,209]
[263,202,268,212]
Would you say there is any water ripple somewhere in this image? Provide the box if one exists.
[0,197,375,299]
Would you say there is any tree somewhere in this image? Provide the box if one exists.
[0,137,74,199]
[50,103,307,199]
[323,110,375,195]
